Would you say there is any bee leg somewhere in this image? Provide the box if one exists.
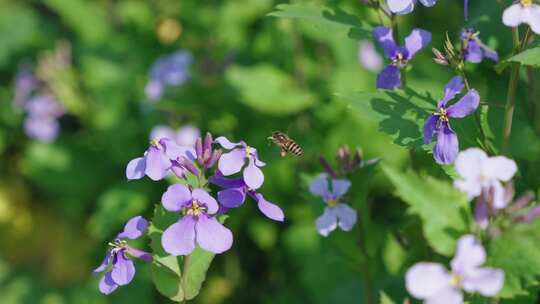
[280,149,287,157]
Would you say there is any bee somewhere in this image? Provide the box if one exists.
[268,131,303,157]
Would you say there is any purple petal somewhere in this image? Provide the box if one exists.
[491,181,508,209]
[462,268,504,296]
[162,184,192,212]
[176,126,200,147]
[433,122,458,164]
[387,0,414,15]
[423,115,439,144]
[451,234,485,274]
[315,207,338,237]
[126,157,146,180]
[418,0,436,7]
[243,158,264,190]
[209,172,246,189]
[331,179,351,198]
[161,138,187,160]
[405,262,452,300]
[438,76,464,108]
[125,246,153,262]
[464,39,483,63]
[93,251,112,275]
[251,192,285,222]
[145,80,164,101]
[334,203,357,231]
[358,40,383,72]
[474,197,489,229]
[309,174,331,200]
[150,125,175,141]
[217,188,246,208]
[145,147,171,181]
[447,89,480,118]
[111,250,135,286]
[480,44,499,62]
[376,65,401,90]
[195,215,233,254]
[404,29,432,59]
[161,216,197,256]
[24,116,59,142]
[192,188,219,214]
[218,148,246,176]
[214,136,242,150]
[99,272,119,295]
[117,216,149,240]
[372,26,398,58]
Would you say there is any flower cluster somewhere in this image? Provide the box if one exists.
[145,50,193,101]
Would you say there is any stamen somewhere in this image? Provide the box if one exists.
[521,0,532,7]
[450,273,462,287]
[185,199,206,216]
[327,199,338,207]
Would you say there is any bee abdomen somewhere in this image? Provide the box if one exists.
[285,141,303,156]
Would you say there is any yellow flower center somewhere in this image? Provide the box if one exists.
[521,0,532,7]
[450,273,463,287]
[327,199,338,207]
[108,239,127,249]
[434,107,449,122]
[150,138,163,149]
[392,52,407,67]
[245,146,254,158]
[185,199,206,216]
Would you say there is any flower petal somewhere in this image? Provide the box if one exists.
[150,125,175,141]
[438,76,464,108]
[480,43,499,62]
[502,4,524,27]
[464,39,483,63]
[418,0,436,7]
[125,246,153,262]
[451,234,486,274]
[315,207,338,237]
[217,188,246,208]
[161,216,197,256]
[93,251,112,275]
[309,174,331,200]
[214,136,242,150]
[126,157,146,180]
[454,148,486,180]
[372,26,398,58]
[433,122,459,164]
[117,216,149,240]
[358,40,383,72]
[252,192,285,222]
[491,181,508,209]
[483,156,517,182]
[111,251,135,286]
[425,287,463,304]
[162,184,192,212]
[404,29,432,59]
[462,267,504,296]
[474,197,489,229]
[376,65,401,90]
[243,158,264,190]
[145,147,171,181]
[387,0,414,15]
[331,179,351,199]
[423,115,439,144]
[192,188,219,214]
[405,262,452,300]
[524,5,540,34]
[447,89,480,118]
[334,203,357,231]
[195,215,233,254]
[99,272,119,295]
[218,148,246,176]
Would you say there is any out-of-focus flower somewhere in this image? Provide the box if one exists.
[453,148,517,208]
[24,95,64,118]
[406,235,504,303]
[372,27,431,90]
[161,184,233,255]
[423,76,479,164]
[145,50,193,101]
[386,0,437,15]
[22,95,64,142]
[12,65,38,110]
[93,216,152,295]
[309,174,357,236]
[215,136,265,190]
[177,125,200,147]
[209,171,285,221]
[358,40,383,72]
[502,0,540,34]
[126,138,192,181]
[461,28,498,63]
[150,125,176,142]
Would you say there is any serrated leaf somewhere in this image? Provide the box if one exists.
[487,220,540,298]
[268,3,372,41]
[226,64,316,115]
[381,164,470,256]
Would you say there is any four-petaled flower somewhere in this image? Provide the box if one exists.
[502,0,540,34]
[94,216,152,295]
[454,148,517,209]
[161,184,233,255]
[372,26,432,90]
[215,136,265,190]
[406,234,504,303]
[386,0,437,15]
[423,76,480,164]
[461,28,498,63]
[309,174,357,237]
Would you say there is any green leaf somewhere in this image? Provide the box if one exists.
[268,3,372,41]
[226,64,316,115]
[379,291,396,304]
[0,5,38,67]
[381,164,470,256]
[507,47,540,68]
[487,220,540,298]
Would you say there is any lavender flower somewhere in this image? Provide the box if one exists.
[209,171,285,221]
[215,136,265,190]
[145,50,193,101]
[502,0,540,34]
[358,40,383,72]
[150,125,176,142]
[454,148,517,209]
[461,29,498,63]
[161,184,233,255]
[94,216,152,295]
[12,65,38,110]
[423,76,480,164]
[126,138,192,181]
[309,174,357,237]
[406,235,504,303]
[23,95,64,142]
[150,125,200,148]
[386,0,437,15]
[372,27,431,90]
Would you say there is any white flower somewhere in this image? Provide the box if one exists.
[386,0,436,15]
[502,0,540,34]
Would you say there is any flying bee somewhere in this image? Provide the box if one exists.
[268,131,303,157]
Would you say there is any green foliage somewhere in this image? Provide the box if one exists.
[0,5,38,67]
[506,47,540,68]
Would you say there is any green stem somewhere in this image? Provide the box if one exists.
[181,255,191,303]
[356,197,375,304]
[459,70,490,153]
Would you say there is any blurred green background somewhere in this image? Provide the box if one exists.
[0,0,537,303]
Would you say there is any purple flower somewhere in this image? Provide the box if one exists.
[372,27,431,90]
[126,138,192,181]
[150,125,176,142]
[12,65,38,110]
[502,1,540,34]
[423,76,480,164]
[22,95,64,142]
[209,171,285,222]
[24,95,64,117]
[406,235,504,303]
[145,50,193,101]
[215,136,265,190]
[386,0,437,15]
[309,174,357,237]
[161,184,233,255]
[358,40,383,72]
[461,29,498,63]
[94,216,152,295]
[454,148,517,209]
[176,125,200,147]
